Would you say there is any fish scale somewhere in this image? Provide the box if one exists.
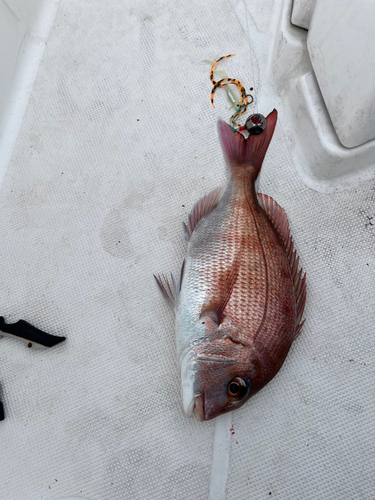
[155,110,306,420]
[186,174,296,352]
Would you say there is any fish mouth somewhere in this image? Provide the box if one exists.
[180,351,235,420]
[184,396,196,417]
[183,394,205,420]
[194,395,205,421]
[180,350,197,417]
[180,350,207,419]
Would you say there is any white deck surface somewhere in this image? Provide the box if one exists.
[0,0,374,499]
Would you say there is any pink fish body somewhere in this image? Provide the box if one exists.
[155,110,306,421]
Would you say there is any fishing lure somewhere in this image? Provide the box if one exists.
[208,55,253,130]
[209,55,248,110]
[230,95,254,131]
[204,59,241,111]
[209,54,235,86]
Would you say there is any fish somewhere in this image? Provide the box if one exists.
[154,109,306,421]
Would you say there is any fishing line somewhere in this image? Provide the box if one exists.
[243,0,259,113]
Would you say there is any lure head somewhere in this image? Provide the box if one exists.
[245,113,267,135]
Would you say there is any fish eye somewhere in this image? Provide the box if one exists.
[227,377,248,399]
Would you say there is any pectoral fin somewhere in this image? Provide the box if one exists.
[200,254,240,325]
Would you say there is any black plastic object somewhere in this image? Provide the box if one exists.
[0,401,4,421]
[0,317,66,348]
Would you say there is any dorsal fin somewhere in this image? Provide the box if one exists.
[258,194,306,340]
[182,187,222,242]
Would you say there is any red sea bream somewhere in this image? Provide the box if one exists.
[155,110,306,421]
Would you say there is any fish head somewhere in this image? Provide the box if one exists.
[180,338,254,421]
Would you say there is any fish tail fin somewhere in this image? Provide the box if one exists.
[218,109,277,179]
